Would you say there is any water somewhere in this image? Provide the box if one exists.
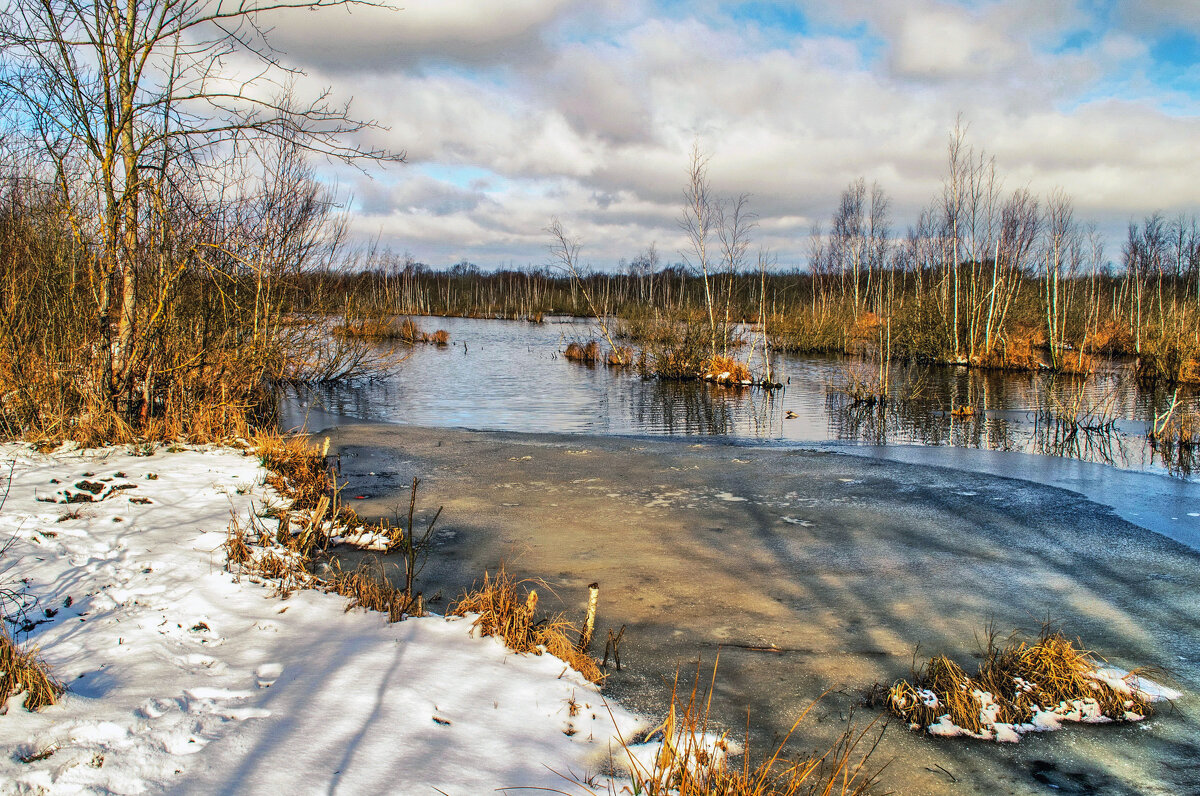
[281,314,1200,548]
[300,317,1200,795]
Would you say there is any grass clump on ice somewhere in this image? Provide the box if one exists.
[449,567,604,684]
[0,626,62,712]
[888,625,1168,742]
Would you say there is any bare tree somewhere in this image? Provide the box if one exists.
[679,141,718,357]
[716,192,755,355]
[0,0,401,416]
[546,218,625,363]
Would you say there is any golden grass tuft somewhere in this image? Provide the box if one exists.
[606,345,635,367]
[889,626,1155,735]
[449,567,603,683]
[323,559,418,621]
[0,626,62,712]
[223,520,254,567]
[564,340,602,363]
[700,355,752,384]
[252,431,332,511]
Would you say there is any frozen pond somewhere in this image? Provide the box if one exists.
[282,315,1200,549]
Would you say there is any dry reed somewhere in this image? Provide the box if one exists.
[700,355,752,385]
[0,626,62,712]
[889,625,1156,735]
[565,663,882,796]
[323,559,416,621]
[448,567,604,683]
[564,340,602,364]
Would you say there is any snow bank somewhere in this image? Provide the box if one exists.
[0,443,653,794]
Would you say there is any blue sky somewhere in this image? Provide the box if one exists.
[269,0,1200,269]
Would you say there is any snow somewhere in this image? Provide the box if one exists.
[0,443,667,795]
[914,669,1175,744]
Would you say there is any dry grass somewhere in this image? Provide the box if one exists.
[889,625,1155,734]
[331,317,449,346]
[252,431,333,512]
[700,355,752,385]
[448,567,604,683]
[331,318,401,340]
[0,626,62,711]
[606,345,635,367]
[227,432,434,618]
[564,340,602,364]
[324,559,417,621]
[568,664,882,796]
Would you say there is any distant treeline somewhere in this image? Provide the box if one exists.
[297,203,1200,385]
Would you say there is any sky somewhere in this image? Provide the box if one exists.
[261,0,1200,270]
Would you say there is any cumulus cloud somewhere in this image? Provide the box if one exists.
[262,0,579,72]
[260,0,1200,268]
[888,7,1019,79]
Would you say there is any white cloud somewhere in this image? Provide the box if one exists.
[257,1,1200,267]
[889,7,1019,79]
[263,0,579,72]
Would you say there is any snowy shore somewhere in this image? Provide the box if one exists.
[0,444,647,795]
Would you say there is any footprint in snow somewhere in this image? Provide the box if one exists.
[183,687,271,721]
[256,663,283,688]
[139,697,179,719]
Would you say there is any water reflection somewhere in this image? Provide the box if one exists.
[279,315,1200,481]
[624,379,780,437]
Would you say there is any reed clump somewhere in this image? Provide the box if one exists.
[324,559,417,621]
[253,432,332,512]
[970,331,1041,372]
[448,567,604,683]
[0,626,62,712]
[889,626,1156,736]
[564,340,602,364]
[331,317,449,346]
[607,346,635,367]
[638,324,714,380]
[331,318,399,340]
[1137,332,1200,386]
[699,355,752,385]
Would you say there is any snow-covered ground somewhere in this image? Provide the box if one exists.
[0,444,651,795]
